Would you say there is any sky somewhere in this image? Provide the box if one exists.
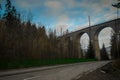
[10,0,118,32]
[1,0,120,48]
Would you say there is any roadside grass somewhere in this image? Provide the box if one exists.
[0,58,96,70]
[112,58,120,69]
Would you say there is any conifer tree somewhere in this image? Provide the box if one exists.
[100,44,109,60]
[86,41,95,59]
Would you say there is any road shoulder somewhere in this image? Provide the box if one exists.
[76,62,120,80]
[0,61,97,77]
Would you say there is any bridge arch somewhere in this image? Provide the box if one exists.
[94,26,115,60]
[80,33,89,49]
[95,26,115,37]
[75,32,88,58]
[98,27,114,59]
[98,27,114,48]
[80,33,90,57]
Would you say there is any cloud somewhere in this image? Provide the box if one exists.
[45,1,63,10]
[72,0,116,31]
[55,15,73,35]
[14,0,42,9]
[43,0,65,17]
[14,0,116,32]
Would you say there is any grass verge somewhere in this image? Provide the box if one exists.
[0,58,96,70]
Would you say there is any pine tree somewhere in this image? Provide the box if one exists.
[86,41,95,59]
[100,44,109,60]
[3,0,20,29]
[111,34,118,59]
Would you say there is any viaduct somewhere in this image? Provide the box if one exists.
[59,18,120,60]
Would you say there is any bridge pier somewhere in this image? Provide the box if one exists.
[73,35,83,58]
[93,35,101,60]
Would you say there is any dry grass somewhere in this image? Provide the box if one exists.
[112,59,120,69]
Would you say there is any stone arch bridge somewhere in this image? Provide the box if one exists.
[58,18,120,60]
